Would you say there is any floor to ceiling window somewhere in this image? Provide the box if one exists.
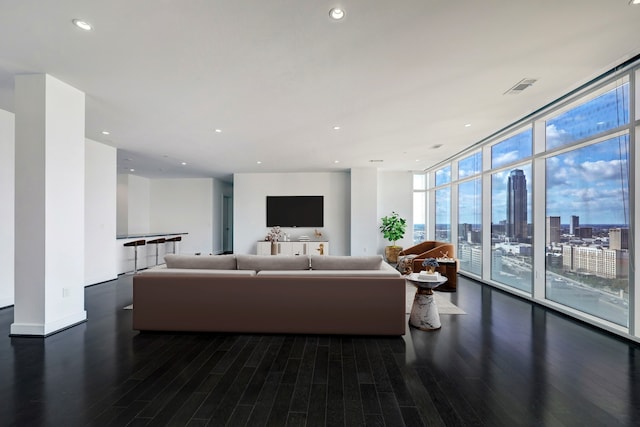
[490,130,533,293]
[419,59,638,339]
[435,165,452,242]
[457,152,482,276]
[413,174,426,244]
[544,80,630,326]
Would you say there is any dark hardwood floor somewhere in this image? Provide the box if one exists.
[1,274,640,426]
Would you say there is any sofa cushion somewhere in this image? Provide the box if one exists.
[164,254,237,270]
[236,254,310,271]
[310,255,383,270]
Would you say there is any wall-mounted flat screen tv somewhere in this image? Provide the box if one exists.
[266,196,324,227]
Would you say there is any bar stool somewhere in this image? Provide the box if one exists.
[123,239,146,273]
[165,236,182,254]
[147,238,166,266]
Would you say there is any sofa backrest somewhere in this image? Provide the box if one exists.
[236,254,310,271]
[140,268,256,277]
[164,254,237,270]
[310,255,383,270]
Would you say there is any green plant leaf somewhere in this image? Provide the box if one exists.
[379,211,407,245]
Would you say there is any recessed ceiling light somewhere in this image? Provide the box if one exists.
[215,129,222,133]
[101,130,110,135]
[181,162,187,166]
[333,126,341,131]
[415,159,421,162]
[630,0,640,5]
[329,8,345,20]
[257,161,262,164]
[464,123,471,128]
[334,160,340,164]
[72,19,93,31]
[129,169,135,172]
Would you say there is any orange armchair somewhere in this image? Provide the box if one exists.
[397,241,458,291]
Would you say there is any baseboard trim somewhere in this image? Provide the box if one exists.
[10,311,87,337]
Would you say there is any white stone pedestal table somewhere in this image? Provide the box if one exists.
[406,273,448,331]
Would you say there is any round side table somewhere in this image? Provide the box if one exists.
[406,272,448,331]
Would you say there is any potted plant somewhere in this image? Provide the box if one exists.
[379,211,407,263]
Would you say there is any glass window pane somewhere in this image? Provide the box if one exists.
[458,152,482,179]
[435,165,451,186]
[435,187,451,242]
[491,129,532,169]
[458,178,481,275]
[413,192,425,244]
[491,164,533,292]
[546,82,630,150]
[545,135,629,326]
[413,174,426,190]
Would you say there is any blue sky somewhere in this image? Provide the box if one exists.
[432,82,630,227]
[546,135,629,225]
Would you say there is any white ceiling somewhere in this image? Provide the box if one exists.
[0,1,639,182]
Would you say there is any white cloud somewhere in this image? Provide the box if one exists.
[579,159,626,181]
[492,150,519,167]
[545,124,571,149]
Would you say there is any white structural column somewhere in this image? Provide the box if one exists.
[350,168,378,256]
[0,109,15,308]
[11,74,87,336]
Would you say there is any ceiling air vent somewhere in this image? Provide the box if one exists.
[504,78,537,95]
[369,159,384,163]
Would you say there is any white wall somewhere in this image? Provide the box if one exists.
[150,178,215,255]
[116,174,129,236]
[127,174,151,234]
[377,171,413,254]
[85,139,117,285]
[350,168,378,256]
[0,109,14,308]
[234,172,350,255]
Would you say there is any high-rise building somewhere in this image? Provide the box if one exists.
[506,169,527,240]
[546,216,561,245]
[570,215,579,235]
[609,228,629,250]
[575,227,593,239]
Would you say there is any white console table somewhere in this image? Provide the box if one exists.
[257,241,329,256]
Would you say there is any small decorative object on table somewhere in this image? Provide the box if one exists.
[422,257,439,274]
[265,226,283,255]
[436,250,453,262]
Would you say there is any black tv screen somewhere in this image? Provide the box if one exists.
[266,196,324,227]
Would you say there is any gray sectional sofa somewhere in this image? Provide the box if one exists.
[132,254,406,335]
